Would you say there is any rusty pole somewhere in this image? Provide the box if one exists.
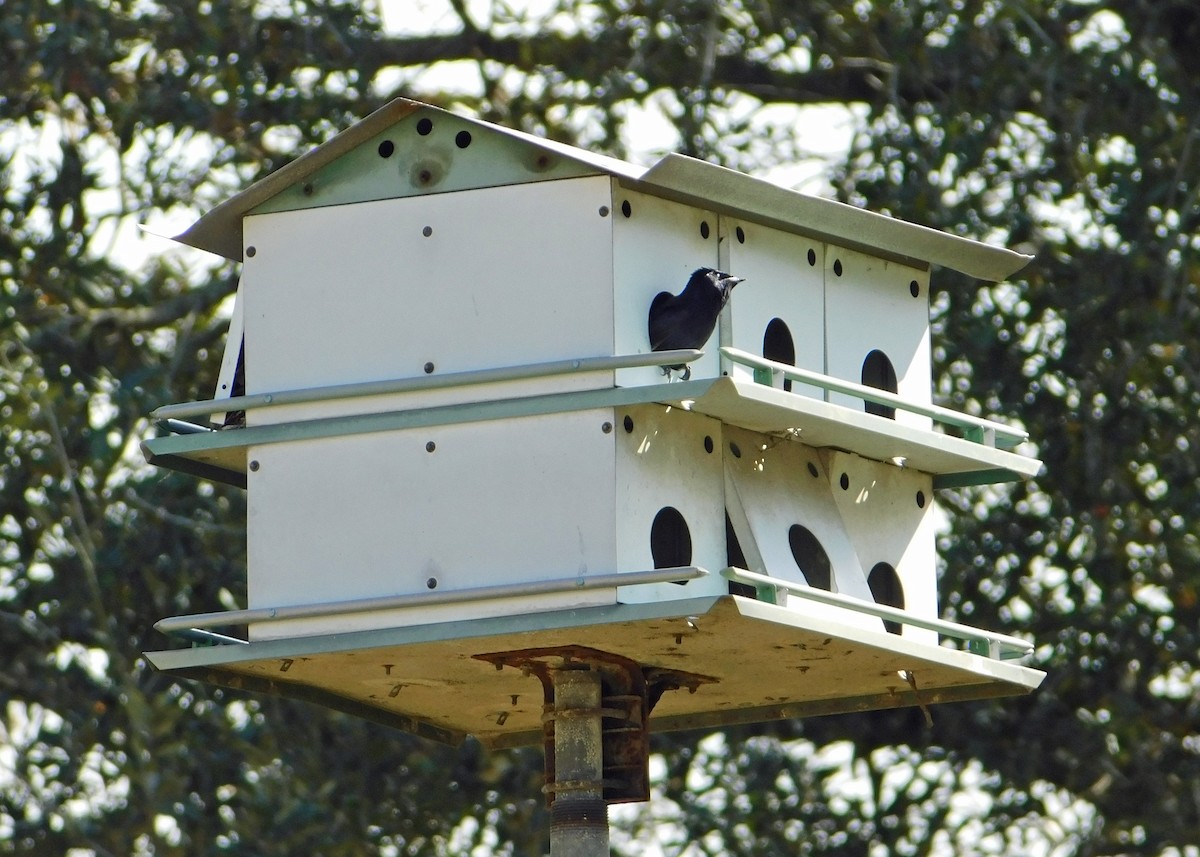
[548,666,609,856]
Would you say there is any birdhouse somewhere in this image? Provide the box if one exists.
[143,99,1045,763]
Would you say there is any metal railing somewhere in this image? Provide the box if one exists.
[152,349,704,425]
[721,567,1033,660]
[156,567,708,641]
[720,347,1027,449]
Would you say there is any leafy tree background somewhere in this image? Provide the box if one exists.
[3,0,1199,853]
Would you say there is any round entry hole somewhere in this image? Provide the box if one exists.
[861,349,898,420]
[455,130,472,148]
[763,317,796,392]
[416,117,433,135]
[378,140,395,158]
[650,507,692,572]
[788,524,832,591]
[868,562,904,634]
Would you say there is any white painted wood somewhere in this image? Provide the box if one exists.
[210,277,245,426]
[823,246,932,431]
[241,177,615,425]
[614,404,727,602]
[722,218,825,399]
[722,425,883,633]
[246,409,619,640]
[612,185,720,388]
[824,450,939,645]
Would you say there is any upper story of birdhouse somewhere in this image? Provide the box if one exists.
[159,98,1038,488]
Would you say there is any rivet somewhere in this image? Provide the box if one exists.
[245,246,257,258]
[248,460,260,472]
[263,394,273,403]
[510,694,519,706]
[422,225,432,237]
[426,441,436,453]
[601,421,613,434]
[598,205,610,217]
[302,182,314,196]
[424,362,435,374]
[383,664,394,675]
[426,577,438,589]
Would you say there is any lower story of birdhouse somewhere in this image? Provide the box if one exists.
[224,403,935,643]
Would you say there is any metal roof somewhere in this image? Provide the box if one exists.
[174,97,1032,281]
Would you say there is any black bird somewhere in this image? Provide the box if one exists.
[648,267,745,379]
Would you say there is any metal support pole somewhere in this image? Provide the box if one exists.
[548,667,609,857]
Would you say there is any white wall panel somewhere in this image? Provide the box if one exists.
[722,426,883,633]
[614,404,727,603]
[612,186,720,387]
[247,409,618,639]
[824,450,938,645]
[823,246,932,431]
[241,176,614,424]
[722,218,825,399]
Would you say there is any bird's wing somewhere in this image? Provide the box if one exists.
[648,291,675,351]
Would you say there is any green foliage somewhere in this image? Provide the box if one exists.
[4,0,1199,853]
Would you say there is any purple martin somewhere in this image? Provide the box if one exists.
[648,267,745,379]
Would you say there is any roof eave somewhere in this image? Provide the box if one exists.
[635,154,1032,282]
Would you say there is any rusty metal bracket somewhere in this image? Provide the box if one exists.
[474,645,717,805]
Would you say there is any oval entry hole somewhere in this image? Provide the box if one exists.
[788,525,832,591]
[762,317,796,392]
[861,349,898,419]
[651,507,692,583]
[868,562,904,635]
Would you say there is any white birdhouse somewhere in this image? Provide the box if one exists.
[143,99,1045,749]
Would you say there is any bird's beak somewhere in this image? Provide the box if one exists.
[723,276,745,295]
